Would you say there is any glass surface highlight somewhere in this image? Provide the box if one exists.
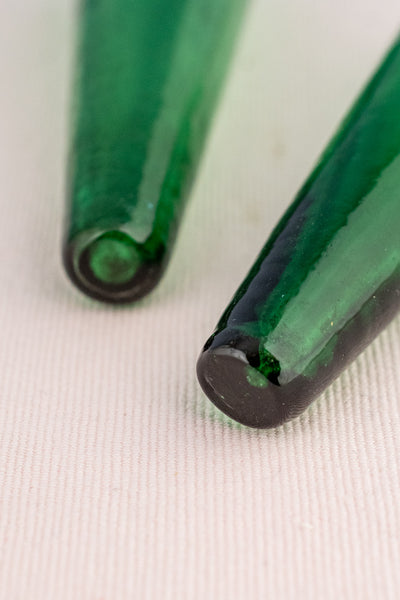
[197,36,400,428]
[63,0,247,302]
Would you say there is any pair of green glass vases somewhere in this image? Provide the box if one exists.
[64,0,400,428]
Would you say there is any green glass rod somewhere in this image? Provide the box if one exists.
[197,35,400,429]
[63,0,246,302]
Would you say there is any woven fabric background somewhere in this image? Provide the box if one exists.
[0,1,399,598]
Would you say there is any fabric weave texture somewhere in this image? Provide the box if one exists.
[0,1,399,598]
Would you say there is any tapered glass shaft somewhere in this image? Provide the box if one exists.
[197,36,400,428]
[63,0,246,302]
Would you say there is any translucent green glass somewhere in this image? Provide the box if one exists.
[63,0,246,302]
[197,36,400,429]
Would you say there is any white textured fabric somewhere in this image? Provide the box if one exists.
[0,1,399,598]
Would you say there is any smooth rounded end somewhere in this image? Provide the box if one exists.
[63,230,164,303]
[197,326,322,428]
[83,231,141,286]
[197,344,294,428]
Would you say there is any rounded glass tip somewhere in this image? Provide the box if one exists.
[63,230,163,304]
[84,231,141,286]
[196,344,308,429]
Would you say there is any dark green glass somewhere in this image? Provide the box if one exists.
[63,0,246,302]
[197,36,400,429]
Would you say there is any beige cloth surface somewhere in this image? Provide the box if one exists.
[0,1,399,598]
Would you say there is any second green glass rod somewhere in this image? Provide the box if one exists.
[197,35,400,428]
[63,0,246,302]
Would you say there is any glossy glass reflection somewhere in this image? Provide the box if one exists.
[197,36,400,428]
[63,0,247,302]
